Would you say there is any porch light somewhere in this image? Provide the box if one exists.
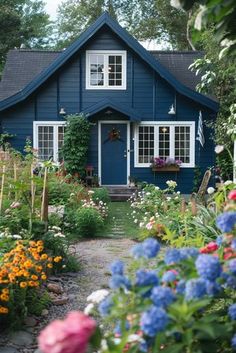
[59,107,66,115]
[168,104,176,115]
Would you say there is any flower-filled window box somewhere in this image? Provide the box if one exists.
[151,157,181,172]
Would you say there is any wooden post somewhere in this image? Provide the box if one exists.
[190,197,198,216]
[31,164,35,213]
[14,162,17,201]
[180,198,186,214]
[41,167,48,222]
[0,165,6,213]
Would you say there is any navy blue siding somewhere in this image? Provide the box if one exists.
[0,27,216,193]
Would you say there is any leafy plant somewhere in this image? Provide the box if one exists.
[91,188,110,204]
[61,114,91,176]
[75,207,104,238]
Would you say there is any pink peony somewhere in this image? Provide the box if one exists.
[38,311,96,353]
[228,190,236,201]
[206,242,218,252]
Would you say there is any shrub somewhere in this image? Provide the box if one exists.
[48,178,84,205]
[91,188,110,204]
[75,207,104,237]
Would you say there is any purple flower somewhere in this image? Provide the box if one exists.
[228,304,236,320]
[151,286,175,307]
[136,269,159,287]
[195,254,222,281]
[228,259,236,275]
[176,280,186,294]
[142,238,160,258]
[140,306,168,337]
[162,271,177,283]
[98,296,113,316]
[180,247,199,260]
[232,334,236,349]
[109,275,131,290]
[164,248,181,265]
[205,280,221,296]
[216,212,236,233]
[185,278,207,301]
[110,260,124,275]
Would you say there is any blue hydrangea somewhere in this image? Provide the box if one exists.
[176,280,186,295]
[180,247,199,260]
[228,259,236,275]
[232,334,236,349]
[195,254,222,281]
[162,271,177,283]
[232,239,236,251]
[142,238,160,258]
[151,286,175,307]
[164,248,182,265]
[109,274,131,290]
[136,269,159,287]
[185,278,207,301]
[110,260,124,275]
[139,341,148,352]
[216,235,223,246]
[226,275,236,289]
[98,296,113,316]
[114,320,130,335]
[140,306,168,337]
[205,280,221,297]
[216,212,236,233]
[228,304,236,320]
[131,238,160,259]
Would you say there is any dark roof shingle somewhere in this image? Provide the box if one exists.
[0,48,216,103]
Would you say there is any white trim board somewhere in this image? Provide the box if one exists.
[98,120,130,185]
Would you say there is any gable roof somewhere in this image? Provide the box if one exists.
[0,12,219,112]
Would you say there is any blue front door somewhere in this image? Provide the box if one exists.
[101,123,127,185]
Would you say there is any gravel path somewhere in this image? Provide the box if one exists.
[0,238,136,353]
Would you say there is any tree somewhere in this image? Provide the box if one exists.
[0,0,51,72]
[55,0,193,50]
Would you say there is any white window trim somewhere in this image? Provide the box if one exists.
[134,121,195,168]
[33,121,66,162]
[86,50,127,90]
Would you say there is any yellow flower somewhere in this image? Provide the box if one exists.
[47,263,53,269]
[24,260,32,269]
[2,288,9,295]
[53,256,62,263]
[37,246,44,253]
[20,282,27,288]
[41,254,48,260]
[41,274,47,281]
[31,275,38,281]
[0,294,9,302]
[0,306,9,314]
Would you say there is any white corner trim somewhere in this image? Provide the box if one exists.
[98,120,130,185]
[86,50,127,90]
[134,121,195,168]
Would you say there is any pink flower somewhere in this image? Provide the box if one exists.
[206,242,218,252]
[146,222,153,230]
[38,311,96,353]
[228,190,236,200]
[10,201,20,209]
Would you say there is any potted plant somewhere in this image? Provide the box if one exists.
[128,176,138,187]
[151,157,182,172]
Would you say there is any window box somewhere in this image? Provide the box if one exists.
[152,166,180,172]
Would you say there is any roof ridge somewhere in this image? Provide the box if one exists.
[149,50,203,54]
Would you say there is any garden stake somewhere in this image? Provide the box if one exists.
[180,198,186,214]
[14,162,17,201]
[41,167,48,228]
[191,197,198,216]
[31,164,35,213]
[0,165,6,213]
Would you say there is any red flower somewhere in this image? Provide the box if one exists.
[206,242,218,252]
[228,190,236,200]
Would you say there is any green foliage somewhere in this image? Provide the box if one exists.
[192,165,202,192]
[61,114,91,176]
[25,288,51,316]
[48,177,85,205]
[0,0,51,72]
[91,188,110,204]
[75,207,104,238]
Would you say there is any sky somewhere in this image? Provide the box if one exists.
[44,0,162,49]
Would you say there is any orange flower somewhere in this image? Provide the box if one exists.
[0,306,9,314]
[31,275,38,281]
[20,282,27,288]
[47,263,53,269]
[53,256,62,263]
[41,274,47,281]
[24,260,32,269]
[0,294,9,302]
[41,254,48,260]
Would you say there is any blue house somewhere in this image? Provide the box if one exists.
[0,12,218,192]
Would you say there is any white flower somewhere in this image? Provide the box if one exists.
[139,222,144,228]
[166,180,177,188]
[101,339,108,351]
[224,180,233,186]
[113,338,121,345]
[12,235,22,239]
[146,192,151,196]
[214,145,224,154]
[87,289,109,304]
[134,219,138,224]
[166,197,171,201]
[155,186,160,190]
[176,191,180,195]
[170,0,182,9]
[128,334,144,343]
[88,190,95,194]
[207,187,215,194]
[84,303,94,315]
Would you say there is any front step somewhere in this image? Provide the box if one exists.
[106,186,137,201]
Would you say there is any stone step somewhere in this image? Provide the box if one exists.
[110,194,132,201]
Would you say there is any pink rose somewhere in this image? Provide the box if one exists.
[206,242,218,252]
[38,311,96,353]
[228,190,236,200]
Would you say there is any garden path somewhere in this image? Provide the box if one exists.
[0,238,136,353]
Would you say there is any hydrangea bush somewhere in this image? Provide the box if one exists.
[38,189,236,353]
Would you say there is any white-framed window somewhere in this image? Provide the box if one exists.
[134,121,195,168]
[33,122,66,162]
[86,50,127,89]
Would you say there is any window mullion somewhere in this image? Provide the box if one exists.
[154,126,159,157]
[104,54,108,88]
[53,125,58,162]
[170,125,175,159]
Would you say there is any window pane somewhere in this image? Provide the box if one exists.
[174,126,190,163]
[38,126,54,161]
[158,126,170,159]
[108,55,123,86]
[138,126,154,163]
[90,54,104,86]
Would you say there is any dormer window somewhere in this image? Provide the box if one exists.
[86,51,126,89]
